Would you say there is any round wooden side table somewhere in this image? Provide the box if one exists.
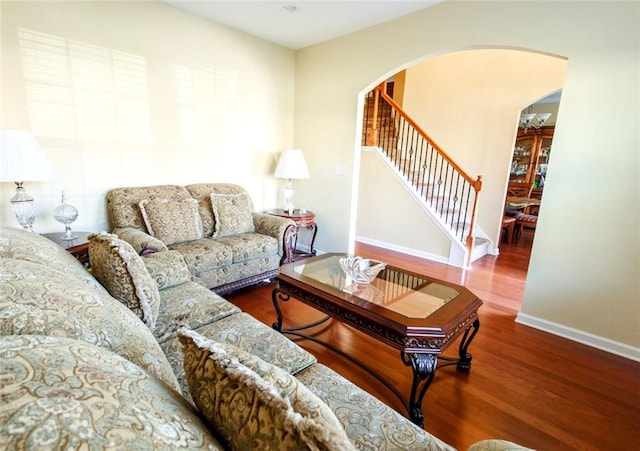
[265,209,317,261]
[43,231,92,267]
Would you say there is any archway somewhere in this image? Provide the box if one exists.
[353,48,567,268]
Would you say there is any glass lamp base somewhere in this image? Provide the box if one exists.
[10,184,36,232]
[283,183,295,215]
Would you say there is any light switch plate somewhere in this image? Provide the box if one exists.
[334,164,347,176]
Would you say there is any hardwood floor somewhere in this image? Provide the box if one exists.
[227,230,640,450]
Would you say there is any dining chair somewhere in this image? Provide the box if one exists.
[507,182,534,198]
[514,212,538,241]
[502,216,516,243]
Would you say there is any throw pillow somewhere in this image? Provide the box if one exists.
[210,193,255,237]
[139,198,204,246]
[177,329,355,451]
[0,335,224,450]
[0,257,178,390]
[88,232,160,330]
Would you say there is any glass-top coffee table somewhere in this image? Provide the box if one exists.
[272,253,483,427]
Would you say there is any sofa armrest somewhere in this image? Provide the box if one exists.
[112,227,168,255]
[252,213,295,257]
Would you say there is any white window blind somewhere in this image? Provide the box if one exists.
[19,28,150,143]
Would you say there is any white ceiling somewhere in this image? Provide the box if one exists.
[161,1,441,50]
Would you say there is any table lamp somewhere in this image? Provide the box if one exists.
[0,130,56,231]
[274,149,310,214]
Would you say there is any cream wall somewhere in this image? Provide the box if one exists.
[357,49,567,256]
[357,149,450,260]
[295,2,639,355]
[1,1,295,232]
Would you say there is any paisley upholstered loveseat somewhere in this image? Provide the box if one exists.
[0,227,530,450]
[106,183,295,295]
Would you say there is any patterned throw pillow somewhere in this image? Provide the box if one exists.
[0,258,179,391]
[0,335,224,450]
[89,232,160,330]
[139,198,204,246]
[210,193,255,237]
[178,329,355,451]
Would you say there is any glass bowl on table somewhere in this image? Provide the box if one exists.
[339,256,386,284]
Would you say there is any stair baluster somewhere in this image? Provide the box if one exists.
[362,83,483,267]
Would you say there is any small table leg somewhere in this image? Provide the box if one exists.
[402,352,438,428]
[457,318,480,371]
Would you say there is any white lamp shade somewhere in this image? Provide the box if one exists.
[0,130,56,182]
[274,149,310,180]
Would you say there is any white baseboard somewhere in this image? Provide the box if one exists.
[355,236,449,264]
[516,313,640,362]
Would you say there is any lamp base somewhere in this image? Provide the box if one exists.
[10,182,36,232]
[283,181,295,215]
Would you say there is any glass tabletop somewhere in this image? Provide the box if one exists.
[293,255,459,318]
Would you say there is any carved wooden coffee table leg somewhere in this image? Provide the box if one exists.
[402,352,438,428]
[457,319,480,371]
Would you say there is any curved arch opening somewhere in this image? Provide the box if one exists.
[353,47,567,267]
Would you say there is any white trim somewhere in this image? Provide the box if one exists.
[516,313,640,362]
[355,236,449,264]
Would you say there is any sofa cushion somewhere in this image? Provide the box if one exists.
[295,363,455,451]
[140,198,204,246]
[170,238,232,272]
[468,440,535,451]
[161,312,317,396]
[215,232,279,263]
[89,232,160,330]
[142,250,192,290]
[178,329,355,451]
[210,193,255,237]
[154,282,240,344]
[0,335,224,450]
[0,258,179,391]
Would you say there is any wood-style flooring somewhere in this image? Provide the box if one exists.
[227,230,640,450]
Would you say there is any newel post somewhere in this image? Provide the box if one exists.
[465,175,483,268]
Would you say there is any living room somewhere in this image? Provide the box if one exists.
[1,1,638,449]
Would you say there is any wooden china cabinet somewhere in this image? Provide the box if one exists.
[509,126,554,199]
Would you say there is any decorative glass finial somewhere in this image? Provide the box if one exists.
[53,190,78,240]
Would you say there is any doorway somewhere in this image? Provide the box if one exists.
[501,91,561,257]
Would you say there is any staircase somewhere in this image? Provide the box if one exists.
[362,83,489,267]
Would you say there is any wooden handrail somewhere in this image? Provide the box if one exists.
[376,84,482,192]
[367,82,483,267]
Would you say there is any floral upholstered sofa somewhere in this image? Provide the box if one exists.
[0,226,531,450]
[106,183,295,295]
